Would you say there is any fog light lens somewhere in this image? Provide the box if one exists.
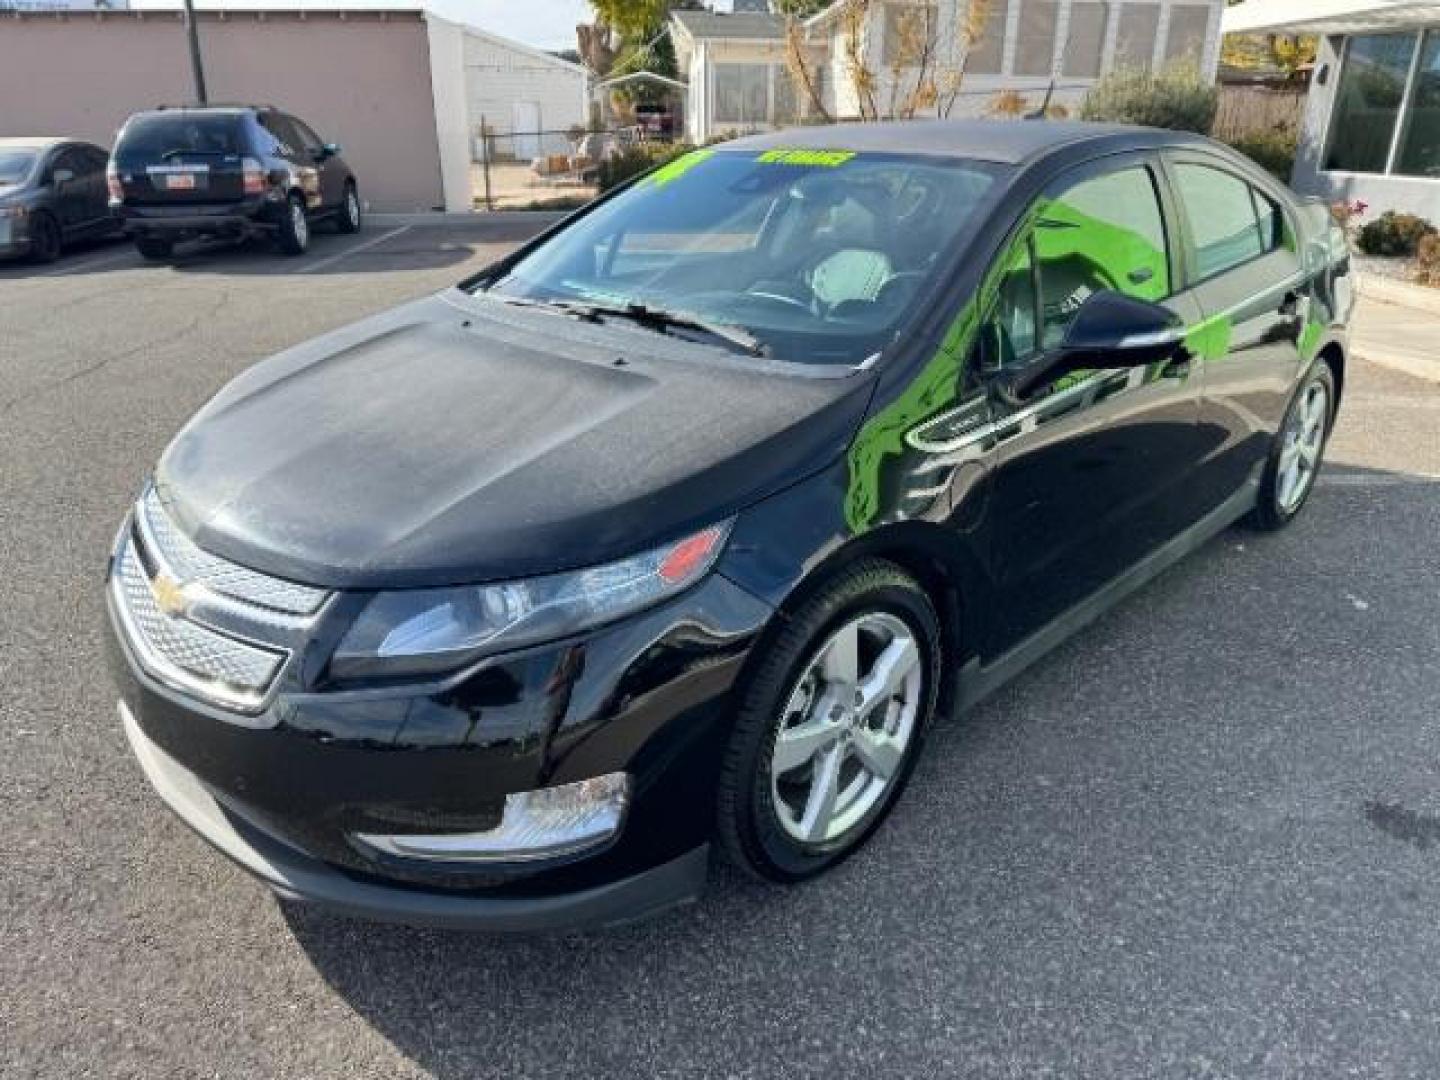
[352,773,631,864]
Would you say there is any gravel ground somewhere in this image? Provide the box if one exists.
[2,222,1439,1079]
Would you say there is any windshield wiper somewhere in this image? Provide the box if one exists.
[564,301,769,357]
[160,148,231,160]
[487,294,768,356]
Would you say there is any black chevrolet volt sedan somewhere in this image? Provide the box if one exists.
[106,121,1353,931]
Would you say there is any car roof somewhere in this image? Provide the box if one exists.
[0,136,75,151]
[724,119,1212,166]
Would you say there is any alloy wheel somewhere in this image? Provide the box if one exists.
[1277,379,1329,514]
[770,612,923,845]
[292,203,308,247]
[346,189,360,229]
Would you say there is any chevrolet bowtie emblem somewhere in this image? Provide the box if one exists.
[150,572,188,617]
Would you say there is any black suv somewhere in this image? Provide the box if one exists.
[108,105,361,259]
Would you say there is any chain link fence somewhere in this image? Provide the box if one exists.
[472,124,676,210]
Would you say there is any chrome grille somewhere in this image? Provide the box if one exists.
[114,535,285,710]
[137,488,327,615]
[109,491,332,715]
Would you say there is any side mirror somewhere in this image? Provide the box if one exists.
[318,142,341,159]
[52,167,75,186]
[1000,290,1185,402]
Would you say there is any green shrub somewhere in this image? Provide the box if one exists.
[1356,210,1437,257]
[597,142,696,192]
[1080,64,1219,134]
[1221,130,1297,182]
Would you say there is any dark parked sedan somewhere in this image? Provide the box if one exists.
[0,137,120,262]
[105,121,1353,931]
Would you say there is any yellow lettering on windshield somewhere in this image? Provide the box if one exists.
[755,149,856,167]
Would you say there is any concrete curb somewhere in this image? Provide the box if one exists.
[1357,273,1440,317]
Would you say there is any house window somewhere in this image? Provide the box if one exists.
[1113,3,1159,70]
[1014,0,1058,76]
[883,3,939,66]
[964,0,1007,75]
[1163,4,1211,67]
[1395,32,1440,177]
[715,63,772,125]
[1324,32,1420,174]
[1064,2,1110,78]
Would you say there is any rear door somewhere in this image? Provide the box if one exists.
[1162,152,1309,510]
[114,113,249,206]
[979,152,1209,655]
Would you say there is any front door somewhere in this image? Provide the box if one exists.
[978,154,1208,656]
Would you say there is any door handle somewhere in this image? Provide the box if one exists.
[1278,290,1302,318]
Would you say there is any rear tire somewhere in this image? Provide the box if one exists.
[336,182,361,234]
[1247,363,1336,531]
[716,559,942,883]
[27,212,62,264]
[276,193,310,255]
[134,236,174,261]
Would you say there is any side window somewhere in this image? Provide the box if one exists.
[288,116,324,155]
[52,148,84,183]
[1172,163,1275,279]
[1033,166,1170,350]
[258,112,298,156]
[983,239,1038,369]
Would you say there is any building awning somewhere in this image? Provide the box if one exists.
[1223,0,1440,35]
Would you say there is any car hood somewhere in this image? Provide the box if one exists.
[156,290,875,588]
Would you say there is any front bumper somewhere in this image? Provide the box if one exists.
[121,700,709,931]
[106,558,772,929]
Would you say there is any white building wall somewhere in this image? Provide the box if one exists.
[425,14,472,212]
[464,29,588,148]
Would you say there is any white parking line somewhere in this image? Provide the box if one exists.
[1317,472,1440,487]
[297,226,411,275]
[34,247,139,277]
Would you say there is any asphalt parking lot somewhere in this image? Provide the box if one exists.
[3,218,1440,1079]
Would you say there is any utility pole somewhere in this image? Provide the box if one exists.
[181,0,208,105]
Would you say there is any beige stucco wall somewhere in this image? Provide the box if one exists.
[0,11,447,211]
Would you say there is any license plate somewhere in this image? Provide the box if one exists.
[166,174,197,191]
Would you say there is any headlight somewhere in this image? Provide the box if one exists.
[329,521,733,680]
[0,206,27,219]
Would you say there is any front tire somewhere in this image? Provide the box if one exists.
[1248,363,1335,531]
[27,212,62,264]
[336,182,361,234]
[276,193,310,255]
[717,560,941,882]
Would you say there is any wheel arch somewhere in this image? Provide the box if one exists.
[1316,339,1346,417]
[739,520,987,721]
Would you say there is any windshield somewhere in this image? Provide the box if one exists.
[480,148,1006,365]
[115,114,245,163]
[0,150,37,188]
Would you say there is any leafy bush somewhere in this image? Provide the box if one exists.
[1080,64,1219,134]
[1416,233,1440,287]
[1356,210,1437,257]
[597,142,696,192]
[1221,130,1297,182]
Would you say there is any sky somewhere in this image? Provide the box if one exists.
[456,0,591,50]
